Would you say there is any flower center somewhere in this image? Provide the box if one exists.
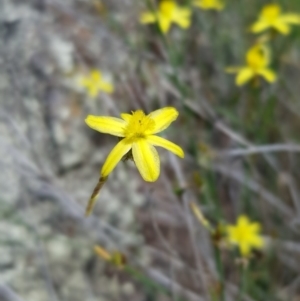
[247,46,267,70]
[124,110,155,140]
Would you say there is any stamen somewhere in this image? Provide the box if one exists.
[124,110,155,139]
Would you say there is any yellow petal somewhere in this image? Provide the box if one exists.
[91,70,102,81]
[99,81,114,93]
[251,20,271,33]
[237,215,250,227]
[280,14,300,24]
[173,16,191,29]
[240,242,251,257]
[250,235,264,248]
[246,44,269,68]
[101,139,132,177]
[261,4,281,19]
[140,12,156,24]
[236,68,255,86]
[158,17,172,34]
[88,86,100,98]
[160,0,176,13]
[173,8,191,29]
[147,135,184,158]
[273,20,290,35]
[249,222,261,234]
[257,68,277,83]
[225,66,242,73]
[193,0,224,10]
[148,107,179,134]
[85,115,126,137]
[120,113,132,122]
[132,139,160,182]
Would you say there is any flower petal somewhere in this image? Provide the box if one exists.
[261,4,281,19]
[249,235,264,248]
[132,139,160,182]
[148,107,179,134]
[160,0,176,13]
[240,242,251,257]
[237,215,250,227]
[147,135,184,158]
[101,139,132,177]
[251,20,270,33]
[279,14,300,24]
[236,68,255,86]
[91,70,102,80]
[158,17,172,34]
[225,66,243,73]
[273,20,290,35]
[85,115,126,137]
[193,0,224,11]
[120,113,132,123]
[249,222,261,234]
[257,68,277,83]
[173,8,191,28]
[89,86,100,98]
[246,44,269,68]
[140,12,156,24]
[99,81,114,94]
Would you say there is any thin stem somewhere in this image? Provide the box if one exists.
[217,144,300,158]
[238,263,248,301]
[214,244,225,301]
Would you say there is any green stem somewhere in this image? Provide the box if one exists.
[124,265,187,301]
[214,244,225,301]
[238,263,248,301]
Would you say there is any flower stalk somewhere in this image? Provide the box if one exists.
[85,176,108,216]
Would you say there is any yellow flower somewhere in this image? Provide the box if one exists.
[140,0,191,34]
[226,44,276,86]
[193,0,224,11]
[251,4,300,35]
[226,215,264,257]
[80,70,114,98]
[85,107,184,182]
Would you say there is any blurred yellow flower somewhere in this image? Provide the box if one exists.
[85,107,184,182]
[226,44,276,86]
[193,0,224,11]
[226,215,264,257]
[140,0,191,34]
[251,4,300,35]
[80,70,114,98]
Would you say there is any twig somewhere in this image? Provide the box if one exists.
[168,153,211,299]
[211,163,293,218]
[277,173,300,217]
[184,99,279,170]
[217,144,300,157]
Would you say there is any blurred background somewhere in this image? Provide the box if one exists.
[1,0,300,300]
